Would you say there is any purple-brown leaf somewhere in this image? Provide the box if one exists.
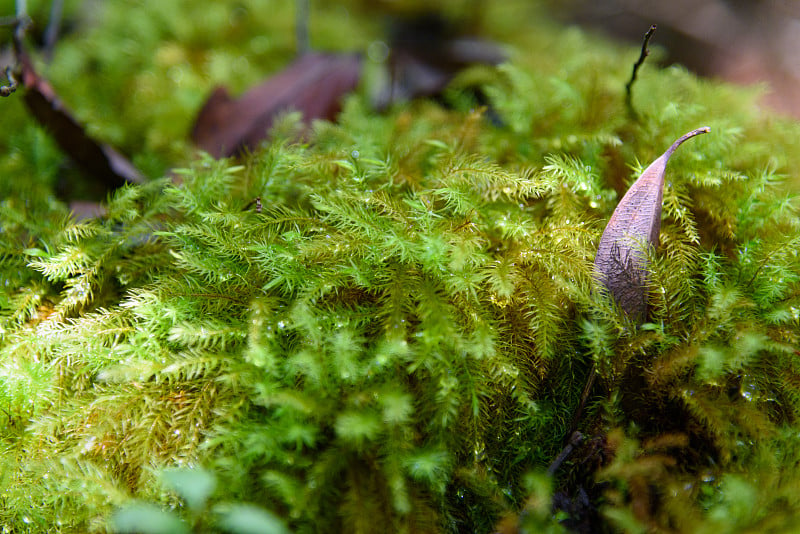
[17,48,143,189]
[191,52,362,158]
[594,127,710,322]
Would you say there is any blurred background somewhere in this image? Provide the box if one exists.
[550,0,800,118]
[1,0,797,178]
[4,0,798,114]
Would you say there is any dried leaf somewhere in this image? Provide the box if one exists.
[16,47,143,189]
[191,52,362,158]
[594,127,710,322]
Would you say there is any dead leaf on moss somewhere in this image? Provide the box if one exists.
[594,127,710,322]
[191,52,362,158]
[15,40,143,189]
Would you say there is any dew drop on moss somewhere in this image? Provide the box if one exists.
[367,40,389,63]
[72,278,90,300]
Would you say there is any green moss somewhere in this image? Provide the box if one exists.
[2,0,800,532]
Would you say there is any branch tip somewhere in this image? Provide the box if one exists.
[1,66,18,97]
[625,24,657,120]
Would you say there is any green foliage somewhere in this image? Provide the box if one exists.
[2,0,800,533]
[109,468,290,534]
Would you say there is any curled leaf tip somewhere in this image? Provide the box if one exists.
[594,127,710,322]
[664,126,711,159]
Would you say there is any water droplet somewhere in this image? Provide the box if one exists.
[168,65,185,84]
[367,40,389,63]
[250,35,271,54]
[741,381,758,401]
[72,278,91,300]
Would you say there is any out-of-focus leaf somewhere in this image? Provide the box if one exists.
[14,37,143,190]
[215,504,291,534]
[161,467,217,512]
[191,52,362,158]
[110,503,189,534]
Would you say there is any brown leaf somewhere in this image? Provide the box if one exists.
[594,127,710,322]
[16,47,143,189]
[191,52,362,158]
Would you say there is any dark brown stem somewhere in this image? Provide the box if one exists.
[1,15,28,97]
[569,362,597,435]
[625,24,657,120]
[547,431,584,476]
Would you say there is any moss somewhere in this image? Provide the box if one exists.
[1,0,800,532]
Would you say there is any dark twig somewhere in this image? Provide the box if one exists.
[547,431,584,476]
[1,66,17,96]
[569,362,597,435]
[43,0,64,62]
[15,0,28,40]
[11,13,31,55]
[625,24,656,120]
[1,15,29,97]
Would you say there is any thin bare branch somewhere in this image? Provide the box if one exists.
[43,0,64,61]
[547,431,584,476]
[1,66,17,96]
[625,24,656,120]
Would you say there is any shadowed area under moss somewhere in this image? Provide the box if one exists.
[2,1,800,532]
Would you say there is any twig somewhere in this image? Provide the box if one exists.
[547,431,584,476]
[43,0,64,62]
[1,14,29,97]
[14,0,28,46]
[568,362,597,436]
[16,0,27,18]
[0,66,17,96]
[625,24,656,120]
[12,12,31,55]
